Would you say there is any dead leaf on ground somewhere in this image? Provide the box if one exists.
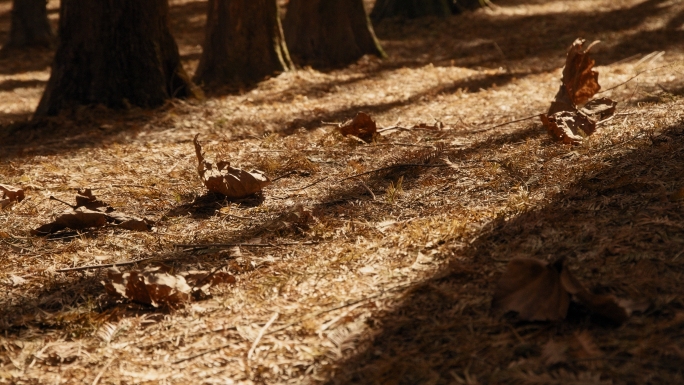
[540,38,617,144]
[339,112,378,143]
[0,184,25,209]
[31,190,152,235]
[264,204,315,232]
[103,264,235,307]
[492,258,569,321]
[194,134,271,199]
[493,257,644,324]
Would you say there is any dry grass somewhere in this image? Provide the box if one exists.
[1,0,684,384]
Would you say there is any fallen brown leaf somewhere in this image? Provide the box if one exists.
[540,111,596,145]
[103,264,234,307]
[561,38,601,106]
[0,184,25,202]
[540,38,617,144]
[32,191,152,235]
[194,134,271,198]
[339,112,378,143]
[0,184,25,208]
[493,257,643,324]
[492,258,570,321]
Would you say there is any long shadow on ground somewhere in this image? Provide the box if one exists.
[323,123,684,383]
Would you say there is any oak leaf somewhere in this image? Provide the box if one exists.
[339,112,378,143]
[193,134,270,199]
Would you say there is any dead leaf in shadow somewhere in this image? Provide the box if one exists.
[339,112,378,143]
[492,258,570,321]
[194,134,271,199]
[493,257,645,324]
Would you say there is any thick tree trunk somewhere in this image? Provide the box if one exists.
[35,0,197,117]
[193,0,291,89]
[284,0,385,69]
[452,0,489,13]
[5,0,54,49]
[371,0,453,21]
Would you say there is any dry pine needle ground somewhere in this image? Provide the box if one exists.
[1,0,684,384]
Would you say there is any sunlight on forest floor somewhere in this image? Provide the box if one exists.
[1,0,684,384]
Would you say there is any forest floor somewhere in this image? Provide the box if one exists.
[1,0,684,384]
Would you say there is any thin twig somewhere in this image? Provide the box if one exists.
[465,114,540,134]
[271,170,297,182]
[599,63,677,94]
[359,181,376,200]
[286,176,329,192]
[91,358,115,385]
[247,312,279,360]
[49,195,76,209]
[56,257,158,272]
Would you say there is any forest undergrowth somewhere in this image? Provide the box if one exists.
[1,0,684,384]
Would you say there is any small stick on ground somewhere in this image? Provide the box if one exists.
[56,257,158,272]
[247,312,279,360]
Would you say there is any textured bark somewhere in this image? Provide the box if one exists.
[6,0,54,48]
[371,0,453,21]
[35,0,196,117]
[194,0,291,89]
[284,0,385,69]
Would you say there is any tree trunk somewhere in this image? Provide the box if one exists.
[284,0,385,69]
[452,0,489,13]
[5,0,54,49]
[193,0,291,90]
[371,0,453,21]
[35,0,197,117]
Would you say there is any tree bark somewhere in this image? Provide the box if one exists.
[371,0,453,21]
[284,0,385,69]
[452,0,489,13]
[5,0,54,49]
[35,0,197,117]
[193,0,292,90]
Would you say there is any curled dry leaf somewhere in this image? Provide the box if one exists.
[540,111,596,145]
[561,38,601,106]
[493,257,644,324]
[339,112,378,143]
[32,190,152,235]
[103,264,235,307]
[540,38,617,144]
[193,134,271,199]
[0,184,25,202]
[0,184,25,209]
